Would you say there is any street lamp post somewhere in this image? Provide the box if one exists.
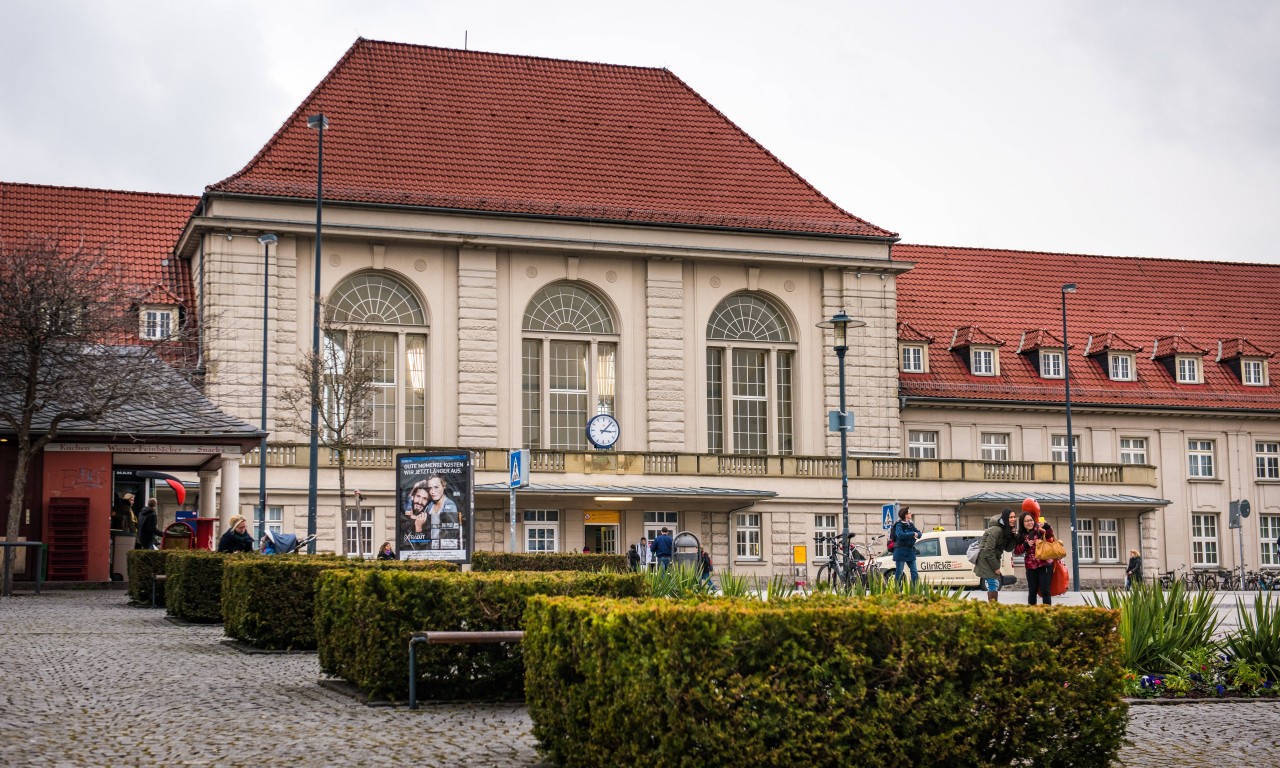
[816,311,867,580]
[1061,283,1079,591]
[306,113,328,554]
[257,233,277,543]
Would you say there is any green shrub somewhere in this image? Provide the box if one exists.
[222,556,455,650]
[524,595,1127,768]
[125,549,170,605]
[1223,593,1280,681]
[315,569,645,702]
[471,550,627,573]
[1086,581,1220,675]
[164,551,244,622]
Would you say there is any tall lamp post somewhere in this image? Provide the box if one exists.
[816,311,866,577]
[306,113,328,554]
[1061,283,1079,591]
[257,233,278,543]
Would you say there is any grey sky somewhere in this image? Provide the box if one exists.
[3,0,1277,263]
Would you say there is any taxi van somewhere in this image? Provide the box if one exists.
[873,529,1018,589]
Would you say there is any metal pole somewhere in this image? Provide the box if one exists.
[1062,285,1079,591]
[509,486,518,552]
[258,234,276,544]
[306,114,328,554]
[837,343,850,581]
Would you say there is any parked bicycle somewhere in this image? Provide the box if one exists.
[1157,564,1184,590]
[1183,568,1218,590]
[813,532,868,590]
[1217,569,1242,591]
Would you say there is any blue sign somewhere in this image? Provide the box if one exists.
[509,449,530,489]
[881,503,897,530]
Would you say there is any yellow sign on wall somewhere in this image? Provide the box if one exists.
[793,545,807,564]
[583,510,620,525]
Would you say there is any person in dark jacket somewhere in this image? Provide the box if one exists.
[377,542,396,560]
[974,508,1018,603]
[627,545,640,571]
[134,498,160,550]
[1012,511,1056,605]
[1125,549,1143,589]
[217,515,254,553]
[651,527,674,571]
[891,506,923,585]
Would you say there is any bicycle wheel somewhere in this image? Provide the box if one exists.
[815,565,836,590]
[1202,575,1218,590]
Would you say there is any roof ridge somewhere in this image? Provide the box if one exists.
[898,242,1280,270]
[1,180,199,203]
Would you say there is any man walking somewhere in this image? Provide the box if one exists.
[651,527,674,571]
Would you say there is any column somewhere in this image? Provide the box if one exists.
[198,470,218,519]
[218,455,241,528]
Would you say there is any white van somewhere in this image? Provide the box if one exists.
[873,529,1018,588]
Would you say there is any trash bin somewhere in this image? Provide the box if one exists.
[161,523,193,550]
[672,531,701,569]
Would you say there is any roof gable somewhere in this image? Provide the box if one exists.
[1015,329,1067,353]
[947,325,1005,349]
[1151,335,1207,358]
[1083,332,1143,355]
[209,39,895,239]
[1216,338,1273,361]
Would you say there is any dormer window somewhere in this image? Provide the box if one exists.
[140,306,176,340]
[1242,358,1268,386]
[971,347,996,376]
[949,325,1004,377]
[1176,355,1202,384]
[900,344,926,373]
[1039,350,1063,379]
[1108,353,1134,381]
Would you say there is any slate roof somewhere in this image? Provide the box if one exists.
[0,182,198,309]
[895,244,1280,411]
[208,39,895,239]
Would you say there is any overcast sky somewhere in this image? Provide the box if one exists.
[3,1,1277,263]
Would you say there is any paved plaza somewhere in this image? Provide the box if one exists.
[2,590,1279,767]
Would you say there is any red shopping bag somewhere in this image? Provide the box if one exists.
[1051,558,1070,596]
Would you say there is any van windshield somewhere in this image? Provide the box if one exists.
[947,536,979,556]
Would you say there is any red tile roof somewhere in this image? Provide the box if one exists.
[895,244,1280,411]
[0,181,198,310]
[209,39,895,239]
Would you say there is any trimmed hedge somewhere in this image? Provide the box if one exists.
[524,596,1127,768]
[315,569,646,701]
[471,550,628,573]
[125,549,170,605]
[222,557,456,651]
[164,551,246,622]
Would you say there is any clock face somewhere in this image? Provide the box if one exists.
[586,413,620,448]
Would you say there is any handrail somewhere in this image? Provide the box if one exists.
[407,630,525,709]
[0,541,45,596]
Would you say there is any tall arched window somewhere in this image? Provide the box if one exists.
[326,273,428,445]
[522,283,618,450]
[706,294,795,455]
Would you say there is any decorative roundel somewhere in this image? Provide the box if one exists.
[710,276,721,288]
[328,253,342,267]
[526,266,538,278]
[784,280,796,292]
[605,270,618,283]
[414,259,428,273]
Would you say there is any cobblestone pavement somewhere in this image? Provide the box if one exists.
[3,590,1279,767]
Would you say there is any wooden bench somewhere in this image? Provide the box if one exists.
[407,631,524,709]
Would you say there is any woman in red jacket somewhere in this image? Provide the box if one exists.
[1013,511,1056,605]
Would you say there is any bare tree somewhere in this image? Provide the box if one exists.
[0,235,192,595]
[280,302,381,557]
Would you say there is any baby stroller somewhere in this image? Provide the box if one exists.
[262,530,318,555]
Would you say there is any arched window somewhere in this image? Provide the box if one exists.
[522,283,618,450]
[706,294,796,455]
[325,272,428,446]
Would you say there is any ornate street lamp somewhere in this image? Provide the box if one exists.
[816,310,866,578]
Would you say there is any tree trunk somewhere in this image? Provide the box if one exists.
[3,448,33,597]
[336,448,350,557]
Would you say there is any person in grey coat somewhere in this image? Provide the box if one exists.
[973,508,1019,603]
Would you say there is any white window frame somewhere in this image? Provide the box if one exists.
[1051,434,1078,463]
[814,514,838,559]
[1191,514,1219,567]
[1176,355,1202,384]
[343,505,374,558]
[1119,437,1148,465]
[1039,350,1063,379]
[907,430,938,460]
[736,512,762,560]
[1260,515,1280,568]
[1256,441,1280,480]
[523,509,560,552]
[140,306,176,340]
[251,505,284,540]
[1096,519,1119,563]
[970,347,996,376]
[1243,358,1268,387]
[980,432,1010,461]
[1108,353,1134,382]
[1188,439,1215,479]
[1077,519,1095,562]
[643,511,679,543]
[900,344,926,373]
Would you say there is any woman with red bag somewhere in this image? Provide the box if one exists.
[1013,510,1056,605]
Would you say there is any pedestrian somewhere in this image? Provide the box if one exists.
[891,506,922,585]
[134,498,160,550]
[627,544,640,571]
[638,537,653,571]
[697,546,714,588]
[1013,511,1055,605]
[376,542,396,560]
[974,507,1018,603]
[652,527,674,571]
[217,515,254,553]
[1125,548,1143,589]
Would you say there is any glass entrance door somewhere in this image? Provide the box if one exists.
[584,524,620,554]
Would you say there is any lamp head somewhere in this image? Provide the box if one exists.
[816,311,866,349]
[307,113,329,131]
[1062,283,1078,294]
[258,233,278,246]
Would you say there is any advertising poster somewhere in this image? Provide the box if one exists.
[395,451,473,563]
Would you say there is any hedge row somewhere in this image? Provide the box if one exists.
[471,550,627,572]
[315,569,646,702]
[524,595,1127,768]
[164,550,250,622]
[125,549,169,605]
[221,557,456,650]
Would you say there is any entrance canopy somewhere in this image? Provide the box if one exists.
[959,491,1171,510]
[476,483,776,513]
